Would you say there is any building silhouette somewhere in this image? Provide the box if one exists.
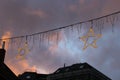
[0,42,111,80]
[0,48,18,80]
[18,72,48,80]
[19,63,111,80]
[47,63,111,80]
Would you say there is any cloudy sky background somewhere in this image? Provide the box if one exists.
[0,0,120,80]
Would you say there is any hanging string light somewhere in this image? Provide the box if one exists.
[0,10,120,52]
[80,21,102,50]
[16,36,30,59]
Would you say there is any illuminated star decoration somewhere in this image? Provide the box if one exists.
[80,27,102,50]
[16,41,30,59]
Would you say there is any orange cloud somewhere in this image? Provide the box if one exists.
[79,0,85,4]
[37,67,48,74]
[69,5,77,12]
[48,31,63,54]
[7,59,37,75]
[49,44,58,54]
[24,9,47,18]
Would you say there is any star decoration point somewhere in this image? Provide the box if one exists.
[80,27,102,50]
[16,42,30,59]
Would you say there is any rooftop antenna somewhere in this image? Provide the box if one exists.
[64,63,66,68]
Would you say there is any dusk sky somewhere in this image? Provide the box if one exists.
[0,0,120,80]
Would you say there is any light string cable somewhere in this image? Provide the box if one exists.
[0,10,120,41]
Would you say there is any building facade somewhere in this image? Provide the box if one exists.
[47,63,111,80]
[0,47,111,80]
[19,63,111,80]
[18,72,48,80]
[0,48,18,80]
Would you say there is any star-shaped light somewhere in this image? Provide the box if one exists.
[16,42,30,59]
[80,27,102,50]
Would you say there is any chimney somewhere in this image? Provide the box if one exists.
[0,41,6,63]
